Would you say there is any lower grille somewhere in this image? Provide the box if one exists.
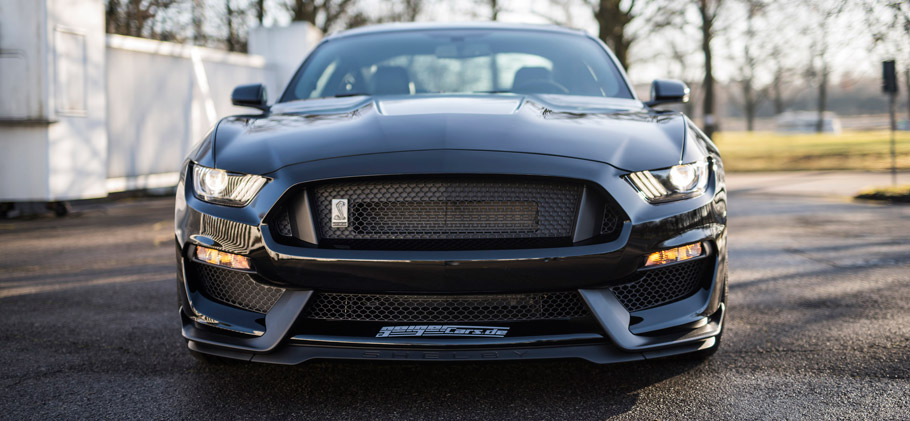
[611,259,707,312]
[195,264,285,314]
[600,204,620,237]
[304,291,591,322]
[275,209,293,237]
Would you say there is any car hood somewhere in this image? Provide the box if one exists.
[211,94,687,175]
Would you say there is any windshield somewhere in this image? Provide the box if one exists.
[281,29,633,102]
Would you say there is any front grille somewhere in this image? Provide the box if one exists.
[304,291,591,322]
[312,177,582,250]
[611,259,707,312]
[195,263,285,314]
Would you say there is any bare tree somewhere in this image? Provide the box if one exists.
[192,0,206,45]
[738,1,760,130]
[256,0,266,25]
[768,44,794,116]
[226,0,236,51]
[866,0,910,123]
[696,0,723,138]
[104,0,180,38]
[462,0,504,21]
[803,0,847,133]
[588,0,638,69]
[400,0,423,21]
[486,0,502,21]
[669,41,699,116]
[376,0,425,22]
[532,1,575,26]
[536,1,638,68]
[650,0,723,136]
[106,0,122,34]
[729,0,768,131]
[288,0,357,33]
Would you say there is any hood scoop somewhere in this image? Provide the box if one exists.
[377,96,523,116]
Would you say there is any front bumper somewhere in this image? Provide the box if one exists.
[178,255,725,364]
[175,150,727,364]
[186,309,723,364]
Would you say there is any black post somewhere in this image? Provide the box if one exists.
[883,61,898,186]
[891,92,897,186]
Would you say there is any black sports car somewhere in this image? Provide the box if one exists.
[175,23,727,364]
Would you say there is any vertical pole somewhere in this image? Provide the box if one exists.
[891,92,897,186]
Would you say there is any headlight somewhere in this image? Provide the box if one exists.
[625,160,709,203]
[192,163,267,206]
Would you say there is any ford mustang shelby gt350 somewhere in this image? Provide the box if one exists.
[175,23,727,364]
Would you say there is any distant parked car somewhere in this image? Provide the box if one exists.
[776,110,842,134]
[175,23,727,365]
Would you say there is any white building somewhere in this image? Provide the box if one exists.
[0,0,321,206]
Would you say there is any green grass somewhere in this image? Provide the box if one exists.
[714,130,910,172]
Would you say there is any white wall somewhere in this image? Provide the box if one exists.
[0,0,108,201]
[248,22,323,98]
[0,1,48,121]
[104,35,277,191]
[1,4,319,200]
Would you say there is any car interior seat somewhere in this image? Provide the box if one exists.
[371,66,411,95]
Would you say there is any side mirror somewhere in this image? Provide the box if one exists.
[231,84,268,111]
[645,79,690,107]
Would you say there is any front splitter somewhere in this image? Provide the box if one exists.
[187,336,716,365]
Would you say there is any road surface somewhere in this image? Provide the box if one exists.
[1,173,908,419]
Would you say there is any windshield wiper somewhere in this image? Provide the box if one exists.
[332,93,371,98]
[472,90,515,94]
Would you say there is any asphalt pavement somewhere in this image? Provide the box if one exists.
[1,172,908,419]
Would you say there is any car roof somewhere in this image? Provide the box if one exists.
[325,22,588,41]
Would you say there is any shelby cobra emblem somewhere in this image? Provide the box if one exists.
[377,325,510,338]
[331,199,348,227]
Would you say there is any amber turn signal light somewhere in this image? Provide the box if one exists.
[645,242,703,267]
[195,246,251,270]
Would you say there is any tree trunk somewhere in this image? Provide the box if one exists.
[699,0,717,139]
[816,63,828,133]
[226,0,235,52]
[105,0,119,34]
[594,0,633,69]
[292,0,317,24]
[744,2,762,131]
[257,0,265,25]
[192,0,205,45]
[906,67,910,124]
[772,68,784,115]
[743,82,755,131]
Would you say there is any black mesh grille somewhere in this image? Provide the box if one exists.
[611,259,707,312]
[304,291,591,322]
[195,264,285,314]
[275,209,293,237]
[312,177,582,250]
[600,204,620,237]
